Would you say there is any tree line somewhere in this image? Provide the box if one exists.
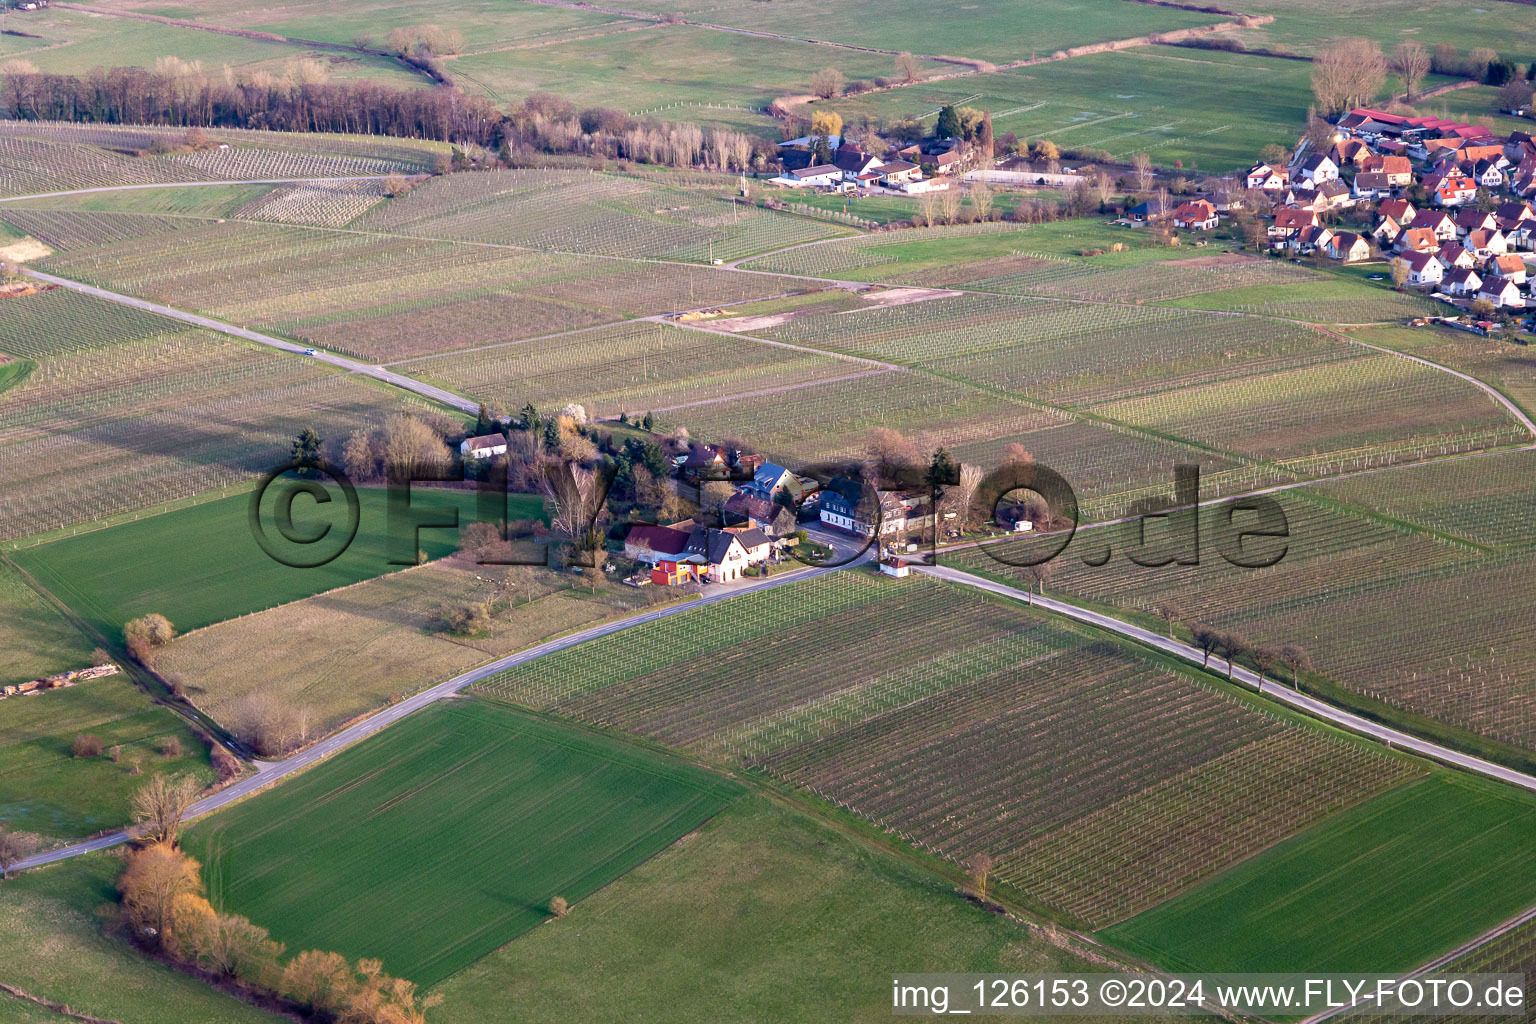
[0,65,780,171]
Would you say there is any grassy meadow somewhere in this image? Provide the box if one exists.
[0,560,95,688]
[0,853,286,1023]
[427,795,1198,1024]
[186,701,741,987]
[10,487,544,636]
[1102,773,1536,973]
[0,672,213,839]
[157,558,678,738]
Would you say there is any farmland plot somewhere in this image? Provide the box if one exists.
[232,178,389,227]
[0,209,189,252]
[476,573,1417,926]
[952,497,1536,751]
[0,559,95,688]
[1090,354,1528,473]
[351,168,850,261]
[0,289,430,539]
[656,369,1068,465]
[185,701,740,987]
[400,320,860,418]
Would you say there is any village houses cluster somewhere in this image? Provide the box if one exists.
[769,132,962,194]
[615,441,940,586]
[1247,107,1536,310]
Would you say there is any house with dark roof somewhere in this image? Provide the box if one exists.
[1269,206,1318,245]
[624,524,693,565]
[685,526,768,582]
[1296,153,1339,184]
[722,491,797,542]
[1441,266,1483,297]
[1476,276,1525,308]
[1401,250,1445,286]
[460,433,508,459]
[1352,172,1394,200]
[1325,231,1371,263]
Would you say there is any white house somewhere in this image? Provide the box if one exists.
[460,433,507,459]
[1401,251,1445,287]
[1441,266,1483,297]
[1477,277,1525,308]
[1296,153,1339,184]
[788,164,844,187]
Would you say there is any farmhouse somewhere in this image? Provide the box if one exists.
[685,525,770,583]
[460,433,508,459]
[721,491,797,542]
[623,523,693,565]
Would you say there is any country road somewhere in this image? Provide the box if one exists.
[918,564,1536,793]
[22,269,482,416]
[13,558,848,873]
[12,182,1536,981]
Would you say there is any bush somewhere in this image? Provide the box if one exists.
[211,745,241,782]
[549,896,569,917]
[72,733,103,758]
[448,601,494,636]
[109,745,123,762]
[160,736,182,758]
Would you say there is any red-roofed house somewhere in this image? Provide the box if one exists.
[1436,176,1479,207]
[1324,231,1371,263]
[1172,199,1219,230]
[1409,210,1458,241]
[1269,206,1318,245]
[1379,198,1416,224]
[1489,253,1529,284]
[1397,227,1440,253]
[1246,162,1289,190]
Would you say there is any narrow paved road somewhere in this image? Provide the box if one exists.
[0,177,393,205]
[22,269,480,415]
[13,558,850,872]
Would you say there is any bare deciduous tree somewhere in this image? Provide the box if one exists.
[1281,644,1313,690]
[1392,41,1430,101]
[118,843,202,945]
[1192,623,1220,668]
[809,67,844,99]
[968,179,993,221]
[966,852,994,903]
[0,825,37,879]
[1312,38,1387,114]
[1154,601,1184,639]
[131,772,202,847]
[896,52,920,83]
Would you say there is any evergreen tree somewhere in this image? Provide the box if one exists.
[290,427,323,475]
[925,447,957,490]
[642,411,655,431]
[935,104,961,140]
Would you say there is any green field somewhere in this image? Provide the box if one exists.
[810,46,1322,171]
[0,854,285,1023]
[11,487,544,635]
[1102,774,1536,973]
[0,672,213,838]
[428,795,1193,1024]
[0,560,94,688]
[186,701,741,987]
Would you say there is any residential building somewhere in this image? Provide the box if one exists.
[1401,251,1445,286]
[1171,199,1219,230]
[1441,267,1483,297]
[1488,253,1529,284]
[1325,231,1371,262]
[1477,277,1525,307]
[460,433,507,459]
[1296,153,1339,184]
